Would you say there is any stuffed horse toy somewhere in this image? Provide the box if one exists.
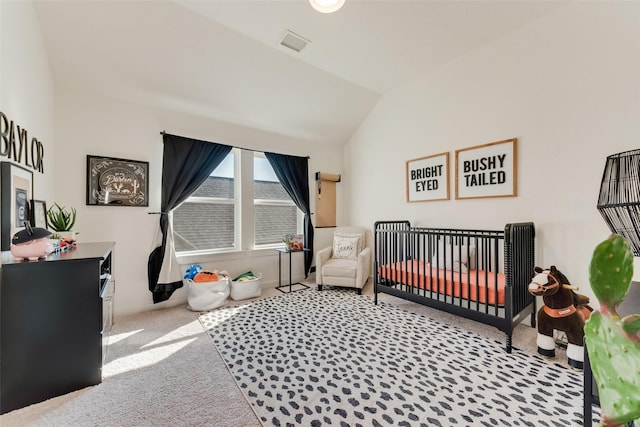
[528,266,593,369]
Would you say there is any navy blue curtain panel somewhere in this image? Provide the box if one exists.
[264,152,314,276]
[148,133,232,303]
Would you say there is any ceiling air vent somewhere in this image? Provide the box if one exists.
[279,30,310,53]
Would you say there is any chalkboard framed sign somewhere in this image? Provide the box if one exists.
[455,138,517,200]
[86,155,149,206]
[406,152,450,202]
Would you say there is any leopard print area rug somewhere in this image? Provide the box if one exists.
[199,288,591,426]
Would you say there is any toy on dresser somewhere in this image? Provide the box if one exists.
[10,223,53,261]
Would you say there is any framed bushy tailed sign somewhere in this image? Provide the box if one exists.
[455,138,517,200]
[87,155,149,206]
[406,152,449,202]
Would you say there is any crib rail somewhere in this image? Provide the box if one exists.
[505,222,536,325]
[375,222,504,311]
[373,220,536,353]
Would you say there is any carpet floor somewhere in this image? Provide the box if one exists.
[0,281,596,426]
[0,306,260,427]
[200,287,588,427]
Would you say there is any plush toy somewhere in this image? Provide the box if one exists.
[184,264,230,283]
[10,223,53,260]
[184,264,203,280]
[193,270,228,282]
[528,265,593,369]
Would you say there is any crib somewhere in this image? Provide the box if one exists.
[373,220,536,353]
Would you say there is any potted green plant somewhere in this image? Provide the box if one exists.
[47,203,77,240]
[585,234,640,425]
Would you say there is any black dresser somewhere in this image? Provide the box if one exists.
[0,242,114,414]
[584,281,640,427]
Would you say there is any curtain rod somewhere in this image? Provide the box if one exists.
[160,130,310,159]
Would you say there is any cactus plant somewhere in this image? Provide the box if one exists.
[584,234,640,426]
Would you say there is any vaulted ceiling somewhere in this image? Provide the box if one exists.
[34,0,566,146]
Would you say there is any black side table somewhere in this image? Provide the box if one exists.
[275,248,310,293]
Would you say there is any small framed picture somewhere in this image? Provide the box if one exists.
[31,200,48,229]
[1,161,34,250]
[87,155,149,206]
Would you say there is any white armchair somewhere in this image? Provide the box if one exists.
[315,226,371,294]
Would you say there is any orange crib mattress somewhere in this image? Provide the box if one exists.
[379,259,506,306]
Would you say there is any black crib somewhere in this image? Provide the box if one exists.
[374,220,536,353]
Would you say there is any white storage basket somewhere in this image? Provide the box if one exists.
[230,273,262,301]
[185,277,230,311]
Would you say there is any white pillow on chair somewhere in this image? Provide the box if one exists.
[334,231,365,254]
[332,235,360,260]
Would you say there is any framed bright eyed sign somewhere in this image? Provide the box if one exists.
[406,152,450,202]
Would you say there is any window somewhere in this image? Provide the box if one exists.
[253,153,299,246]
[173,151,236,252]
[173,149,301,254]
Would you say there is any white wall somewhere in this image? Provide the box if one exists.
[54,88,344,317]
[345,1,640,305]
[10,0,638,317]
[1,0,346,319]
[0,0,55,201]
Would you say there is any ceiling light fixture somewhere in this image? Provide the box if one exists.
[309,0,345,14]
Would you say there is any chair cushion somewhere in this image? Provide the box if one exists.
[322,257,358,279]
[332,235,360,260]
